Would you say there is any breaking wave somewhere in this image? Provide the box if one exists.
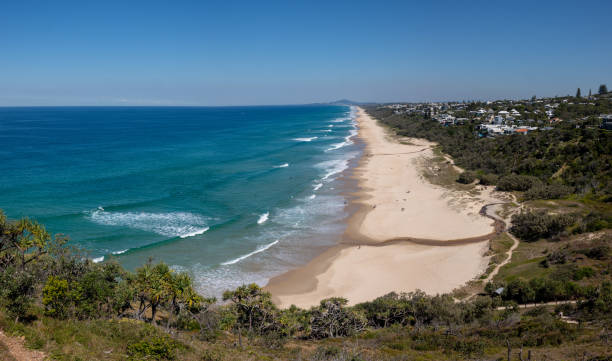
[221,240,279,265]
[257,212,269,225]
[292,137,318,142]
[88,209,210,239]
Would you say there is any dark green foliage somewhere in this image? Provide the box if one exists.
[477,173,498,185]
[572,266,595,281]
[599,84,608,95]
[577,281,612,320]
[572,211,612,234]
[510,210,575,241]
[524,184,574,200]
[0,267,36,321]
[308,298,366,339]
[127,336,180,361]
[546,250,568,264]
[222,283,280,338]
[576,88,581,98]
[490,277,584,304]
[496,174,542,192]
[456,171,476,184]
[584,245,610,260]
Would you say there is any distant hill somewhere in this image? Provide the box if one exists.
[328,99,360,106]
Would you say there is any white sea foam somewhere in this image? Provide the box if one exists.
[331,117,347,123]
[293,137,318,142]
[257,212,269,225]
[274,163,289,168]
[179,227,210,238]
[112,249,128,255]
[326,141,350,151]
[221,240,279,265]
[313,183,323,191]
[92,256,104,263]
[320,129,332,132]
[308,194,316,200]
[89,209,209,238]
[317,156,354,181]
[328,124,334,127]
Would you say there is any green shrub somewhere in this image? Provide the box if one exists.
[573,267,595,281]
[456,171,476,184]
[524,184,574,200]
[510,210,575,241]
[497,174,542,191]
[126,336,179,361]
[309,298,366,339]
[478,173,498,185]
[584,245,610,260]
[42,276,71,319]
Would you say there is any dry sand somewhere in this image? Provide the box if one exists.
[266,107,497,308]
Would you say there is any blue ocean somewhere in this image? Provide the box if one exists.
[0,105,359,296]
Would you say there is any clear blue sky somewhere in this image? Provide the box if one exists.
[1,0,611,105]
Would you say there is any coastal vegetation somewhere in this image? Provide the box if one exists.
[365,94,612,200]
[1,209,611,360]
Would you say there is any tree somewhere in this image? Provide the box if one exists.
[222,284,278,339]
[0,210,56,270]
[599,84,608,94]
[309,297,366,339]
[133,261,173,322]
[576,88,581,98]
[589,89,592,97]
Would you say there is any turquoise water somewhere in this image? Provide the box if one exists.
[0,105,359,296]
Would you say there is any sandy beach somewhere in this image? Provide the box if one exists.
[266,107,498,308]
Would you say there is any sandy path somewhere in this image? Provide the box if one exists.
[0,330,46,361]
[266,107,500,308]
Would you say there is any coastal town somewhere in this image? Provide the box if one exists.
[383,85,612,136]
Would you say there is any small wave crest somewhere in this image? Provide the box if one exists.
[257,212,269,225]
[89,209,210,239]
[292,137,317,142]
[92,256,104,263]
[274,163,289,168]
[112,249,128,255]
[317,156,353,181]
[221,240,279,265]
[179,227,210,239]
[313,183,323,191]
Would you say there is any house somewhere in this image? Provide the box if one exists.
[498,110,510,117]
[510,109,521,116]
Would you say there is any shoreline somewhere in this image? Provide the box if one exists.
[265,107,502,308]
